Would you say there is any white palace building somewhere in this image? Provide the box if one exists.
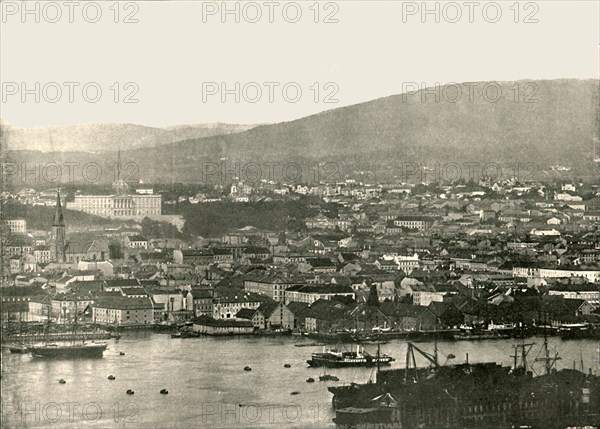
[67,193,162,219]
[66,152,162,220]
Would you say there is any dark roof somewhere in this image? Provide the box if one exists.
[304,299,350,321]
[563,298,588,312]
[128,235,148,242]
[213,290,271,304]
[351,305,386,322]
[235,308,258,319]
[212,248,232,255]
[120,286,148,296]
[94,296,154,310]
[307,257,336,267]
[0,285,45,297]
[52,292,94,302]
[182,250,214,257]
[68,280,104,294]
[257,301,280,318]
[191,288,214,299]
[286,301,310,317]
[139,280,161,287]
[7,235,34,246]
[395,215,434,222]
[243,246,271,254]
[428,301,459,317]
[339,252,360,262]
[139,252,168,261]
[104,279,141,287]
[243,271,299,284]
[145,286,182,296]
[285,284,354,295]
[550,283,600,292]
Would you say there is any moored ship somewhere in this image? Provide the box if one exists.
[4,343,29,354]
[558,322,592,339]
[307,344,394,368]
[328,341,600,428]
[29,298,107,359]
[30,342,108,358]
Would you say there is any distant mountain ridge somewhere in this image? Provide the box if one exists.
[3,79,599,184]
[125,78,600,181]
[1,121,257,152]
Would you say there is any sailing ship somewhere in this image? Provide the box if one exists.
[29,299,107,359]
[3,307,31,353]
[327,339,600,428]
[307,344,394,368]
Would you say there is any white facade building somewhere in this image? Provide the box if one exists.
[67,194,161,219]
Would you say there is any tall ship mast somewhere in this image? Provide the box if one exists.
[328,340,600,428]
[29,281,107,359]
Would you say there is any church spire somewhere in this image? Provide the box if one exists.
[117,149,122,182]
[51,189,66,262]
[53,190,65,226]
[112,149,129,195]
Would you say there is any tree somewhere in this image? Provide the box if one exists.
[109,242,123,260]
[399,294,414,305]
[367,284,379,307]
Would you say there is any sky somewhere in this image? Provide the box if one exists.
[1,1,599,128]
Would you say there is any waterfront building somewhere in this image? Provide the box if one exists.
[284,284,355,305]
[51,293,95,323]
[235,301,294,330]
[191,315,254,335]
[92,295,154,326]
[212,292,268,319]
[243,272,300,302]
[190,287,214,316]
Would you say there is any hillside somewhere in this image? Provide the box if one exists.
[4,79,599,184]
[2,202,117,230]
[1,121,256,153]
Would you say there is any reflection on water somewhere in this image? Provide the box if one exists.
[2,333,599,428]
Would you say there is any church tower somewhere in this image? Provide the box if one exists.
[51,190,66,262]
[112,149,129,195]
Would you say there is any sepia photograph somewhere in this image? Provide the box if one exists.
[1,1,599,428]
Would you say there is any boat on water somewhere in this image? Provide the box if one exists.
[327,339,600,428]
[351,332,390,344]
[30,342,108,358]
[171,329,201,339]
[29,300,107,359]
[5,343,29,354]
[487,321,516,335]
[307,344,394,368]
[454,323,514,340]
[320,374,340,382]
[558,322,592,339]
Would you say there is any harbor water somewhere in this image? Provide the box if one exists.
[2,333,599,428]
